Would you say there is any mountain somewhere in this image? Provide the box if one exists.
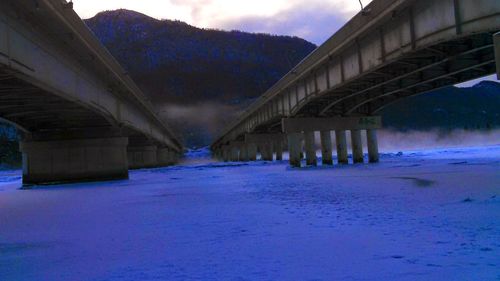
[381,81,500,131]
[84,10,317,146]
[84,9,317,105]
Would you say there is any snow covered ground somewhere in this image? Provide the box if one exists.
[0,146,499,281]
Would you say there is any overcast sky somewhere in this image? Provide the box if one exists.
[73,0,373,45]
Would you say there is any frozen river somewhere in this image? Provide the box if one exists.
[0,146,499,280]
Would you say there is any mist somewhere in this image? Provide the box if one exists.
[316,129,500,153]
[155,100,500,151]
[157,102,245,148]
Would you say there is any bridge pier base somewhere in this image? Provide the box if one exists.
[350,130,364,164]
[230,144,239,162]
[169,150,179,164]
[157,148,172,166]
[304,131,317,166]
[335,130,349,164]
[128,146,158,169]
[260,143,273,161]
[287,133,302,167]
[495,32,500,79]
[320,131,333,165]
[367,129,379,163]
[248,143,258,161]
[222,146,229,162]
[240,143,249,162]
[20,137,129,186]
[213,150,220,161]
[275,141,283,161]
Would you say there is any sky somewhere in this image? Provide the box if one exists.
[72,0,372,45]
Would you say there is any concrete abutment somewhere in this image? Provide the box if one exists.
[20,137,129,186]
[367,129,379,163]
[335,130,349,165]
[128,146,158,169]
[320,131,333,165]
[282,116,382,167]
[350,130,364,164]
[287,132,302,168]
[495,32,500,79]
[304,131,317,166]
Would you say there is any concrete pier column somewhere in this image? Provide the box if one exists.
[222,146,229,162]
[128,145,158,169]
[287,133,302,167]
[320,130,333,165]
[230,145,239,162]
[157,148,172,166]
[367,129,379,163]
[335,130,348,164]
[214,150,221,161]
[275,141,283,161]
[494,32,500,79]
[350,130,364,164]
[20,137,129,185]
[240,143,249,162]
[248,143,258,161]
[304,131,317,166]
[169,150,179,164]
[260,143,273,161]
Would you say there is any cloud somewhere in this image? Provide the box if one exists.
[73,0,371,44]
[218,1,353,44]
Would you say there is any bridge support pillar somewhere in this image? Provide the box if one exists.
[304,131,317,166]
[20,137,129,186]
[230,144,239,162]
[350,130,364,164]
[275,140,283,161]
[213,150,221,161]
[335,130,348,164]
[248,143,258,161]
[157,148,172,166]
[495,32,500,79]
[128,146,158,169]
[320,131,333,165]
[222,146,229,162]
[287,133,302,167]
[240,143,249,162]
[367,129,379,163]
[169,151,177,164]
[260,143,273,161]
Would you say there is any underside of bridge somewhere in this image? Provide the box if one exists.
[0,68,111,134]
[0,68,180,185]
[246,32,497,135]
[301,33,496,118]
[0,0,184,185]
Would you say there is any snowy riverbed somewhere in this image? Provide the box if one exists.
[0,146,499,280]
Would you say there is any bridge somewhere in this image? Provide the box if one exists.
[0,0,183,185]
[211,0,500,167]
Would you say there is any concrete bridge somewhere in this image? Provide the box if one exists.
[212,0,500,167]
[0,0,183,185]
